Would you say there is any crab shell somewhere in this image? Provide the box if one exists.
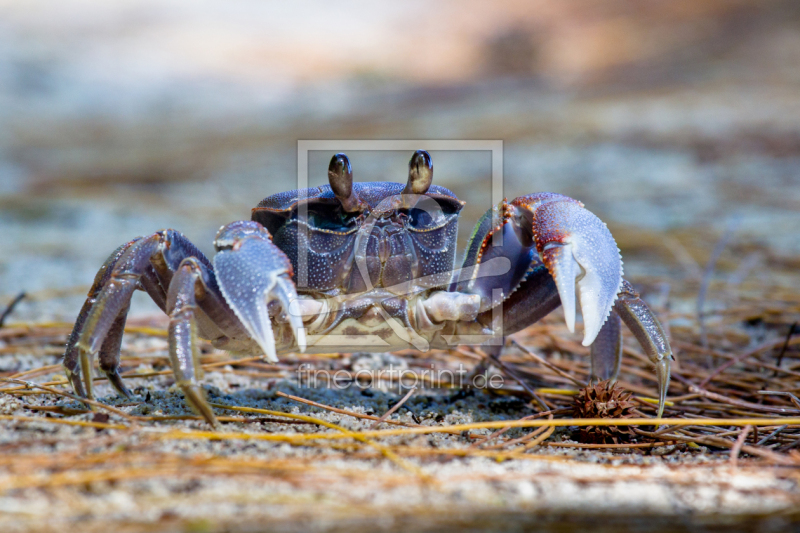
[252,182,464,296]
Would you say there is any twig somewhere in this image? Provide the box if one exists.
[0,414,127,430]
[484,424,550,450]
[488,352,550,412]
[497,419,556,459]
[160,417,800,445]
[684,381,800,415]
[699,336,800,388]
[729,425,751,466]
[510,339,583,387]
[757,425,788,446]
[0,378,137,422]
[370,387,416,429]
[634,428,796,466]
[207,402,430,480]
[546,441,675,449]
[469,408,571,449]
[774,322,798,376]
[275,391,421,429]
[0,292,26,328]
[758,391,800,410]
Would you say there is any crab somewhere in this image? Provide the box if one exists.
[63,150,672,425]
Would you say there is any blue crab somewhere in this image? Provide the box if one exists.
[63,151,672,425]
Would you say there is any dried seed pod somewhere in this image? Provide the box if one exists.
[573,380,638,444]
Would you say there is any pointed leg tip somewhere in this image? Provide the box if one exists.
[655,358,671,419]
[182,383,218,427]
[106,371,133,399]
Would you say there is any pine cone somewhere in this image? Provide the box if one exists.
[573,380,638,444]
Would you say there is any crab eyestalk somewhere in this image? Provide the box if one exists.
[403,150,433,195]
[328,153,365,213]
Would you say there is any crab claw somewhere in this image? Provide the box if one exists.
[213,221,305,361]
[513,193,623,347]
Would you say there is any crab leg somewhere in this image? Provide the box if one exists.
[166,258,218,426]
[64,238,141,398]
[589,312,623,385]
[613,280,672,416]
[213,221,306,362]
[96,302,133,398]
[64,230,249,405]
[72,234,173,400]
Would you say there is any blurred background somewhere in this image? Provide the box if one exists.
[1,0,799,320]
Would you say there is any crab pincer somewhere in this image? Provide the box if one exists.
[514,194,671,415]
[461,192,672,416]
[213,221,306,363]
[510,193,621,347]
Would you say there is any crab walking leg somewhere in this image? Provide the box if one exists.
[64,238,141,398]
[166,258,218,426]
[613,280,672,417]
[73,235,164,399]
[96,302,133,398]
[65,229,242,403]
[139,264,168,313]
[82,258,169,400]
[589,312,623,385]
[213,221,305,362]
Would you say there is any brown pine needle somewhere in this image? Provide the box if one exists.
[206,402,430,480]
[275,391,421,429]
[370,386,416,429]
[730,425,752,467]
[510,339,583,387]
[0,378,137,422]
[496,421,557,460]
[155,416,800,446]
[547,441,675,449]
[0,414,128,430]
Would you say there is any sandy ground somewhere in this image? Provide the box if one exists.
[1,340,799,533]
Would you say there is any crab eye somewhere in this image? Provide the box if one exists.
[328,153,365,213]
[408,207,441,227]
[407,196,446,230]
[404,150,433,195]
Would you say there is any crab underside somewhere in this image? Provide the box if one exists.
[63,151,672,425]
